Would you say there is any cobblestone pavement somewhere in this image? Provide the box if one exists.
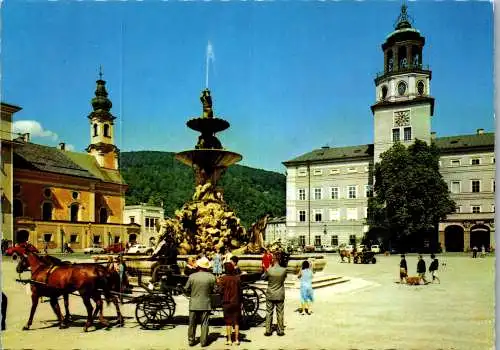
[1,253,494,350]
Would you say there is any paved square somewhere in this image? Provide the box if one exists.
[1,254,494,349]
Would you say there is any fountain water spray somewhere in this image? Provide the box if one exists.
[205,41,215,89]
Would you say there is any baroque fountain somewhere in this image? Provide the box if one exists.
[116,89,327,275]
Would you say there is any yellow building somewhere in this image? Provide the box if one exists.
[11,76,139,251]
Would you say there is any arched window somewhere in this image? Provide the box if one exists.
[93,123,98,137]
[99,207,108,224]
[103,124,110,137]
[42,202,53,221]
[398,46,407,70]
[386,50,393,72]
[70,203,79,222]
[13,199,23,217]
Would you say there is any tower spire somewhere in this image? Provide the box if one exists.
[394,1,413,30]
[98,65,103,81]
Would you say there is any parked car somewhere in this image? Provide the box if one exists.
[104,243,125,254]
[323,246,337,253]
[5,243,39,260]
[371,245,381,253]
[127,244,154,255]
[83,244,105,254]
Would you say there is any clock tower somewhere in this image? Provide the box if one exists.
[371,3,434,162]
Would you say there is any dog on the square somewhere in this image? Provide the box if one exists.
[406,276,421,285]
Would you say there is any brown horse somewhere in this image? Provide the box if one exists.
[339,249,352,263]
[16,252,123,331]
[37,254,123,323]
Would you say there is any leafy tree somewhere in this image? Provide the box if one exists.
[368,140,455,251]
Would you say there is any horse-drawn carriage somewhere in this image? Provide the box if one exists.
[15,251,266,332]
[353,250,377,264]
[132,270,266,330]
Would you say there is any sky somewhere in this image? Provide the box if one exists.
[1,1,494,173]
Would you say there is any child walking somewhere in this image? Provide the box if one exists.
[399,254,408,283]
[298,260,314,315]
[429,254,440,283]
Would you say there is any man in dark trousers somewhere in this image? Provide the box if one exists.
[399,254,408,283]
[417,255,428,284]
[263,253,287,336]
[184,257,216,347]
[1,292,7,330]
[429,254,440,283]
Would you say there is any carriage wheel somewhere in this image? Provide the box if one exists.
[372,257,377,264]
[241,286,266,325]
[135,294,176,330]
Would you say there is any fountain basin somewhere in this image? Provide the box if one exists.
[175,149,242,169]
[187,118,229,133]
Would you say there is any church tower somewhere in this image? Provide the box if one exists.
[371,3,434,162]
[86,69,119,170]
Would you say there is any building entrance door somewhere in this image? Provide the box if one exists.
[470,225,490,251]
[444,225,464,252]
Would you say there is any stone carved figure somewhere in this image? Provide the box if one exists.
[245,214,270,254]
[196,132,222,150]
[200,89,213,119]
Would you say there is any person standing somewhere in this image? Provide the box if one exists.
[298,260,313,315]
[1,292,7,330]
[184,257,216,347]
[429,254,440,283]
[212,248,223,277]
[472,246,478,258]
[417,255,427,284]
[399,254,408,283]
[230,256,242,275]
[218,262,242,345]
[263,254,287,336]
[261,248,273,273]
[481,245,486,258]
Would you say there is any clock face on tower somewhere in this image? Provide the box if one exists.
[394,110,410,127]
[397,81,407,96]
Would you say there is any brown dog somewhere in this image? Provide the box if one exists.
[406,276,421,285]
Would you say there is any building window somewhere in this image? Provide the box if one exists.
[314,188,322,200]
[450,181,461,194]
[129,216,135,224]
[298,189,306,201]
[492,205,495,213]
[70,234,78,243]
[299,210,306,222]
[299,235,306,246]
[44,233,52,243]
[72,191,79,200]
[347,167,357,173]
[471,158,480,165]
[472,206,481,214]
[349,234,356,245]
[329,209,340,221]
[298,168,307,177]
[492,157,495,164]
[93,123,98,136]
[13,184,21,196]
[455,206,461,214]
[331,187,339,200]
[70,203,79,222]
[381,85,388,100]
[314,235,322,247]
[42,202,53,221]
[43,188,52,199]
[99,208,108,224]
[331,235,338,246]
[348,185,357,199]
[450,159,460,167]
[365,185,373,198]
[471,180,480,193]
[104,124,110,137]
[347,208,358,221]
[493,180,495,192]
[329,169,340,175]
[314,209,323,222]
[392,128,400,142]
[93,235,101,244]
[313,169,323,176]
[145,217,150,227]
[13,199,23,217]
[403,127,412,141]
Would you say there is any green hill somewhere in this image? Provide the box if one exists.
[120,151,286,228]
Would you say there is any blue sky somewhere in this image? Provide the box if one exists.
[2,1,494,173]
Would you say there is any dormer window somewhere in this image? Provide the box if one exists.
[104,124,110,137]
[93,123,98,137]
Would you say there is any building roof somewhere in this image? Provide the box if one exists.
[283,132,494,166]
[283,144,374,166]
[14,142,125,185]
[267,216,286,224]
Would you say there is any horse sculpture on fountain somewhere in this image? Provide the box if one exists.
[16,251,123,332]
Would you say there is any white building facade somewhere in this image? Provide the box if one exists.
[283,5,495,252]
[123,204,165,246]
[264,216,287,246]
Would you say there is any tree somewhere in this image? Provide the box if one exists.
[368,139,455,251]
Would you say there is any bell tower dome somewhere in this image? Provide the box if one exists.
[371,3,435,162]
[86,67,119,169]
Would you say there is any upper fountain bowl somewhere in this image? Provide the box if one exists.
[175,149,242,168]
[187,118,230,134]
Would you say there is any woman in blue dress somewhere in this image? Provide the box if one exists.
[298,260,313,315]
[212,248,223,276]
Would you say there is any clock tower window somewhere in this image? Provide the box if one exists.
[381,85,388,100]
[397,81,407,96]
[417,80,425,95]
[93,123,98,137]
